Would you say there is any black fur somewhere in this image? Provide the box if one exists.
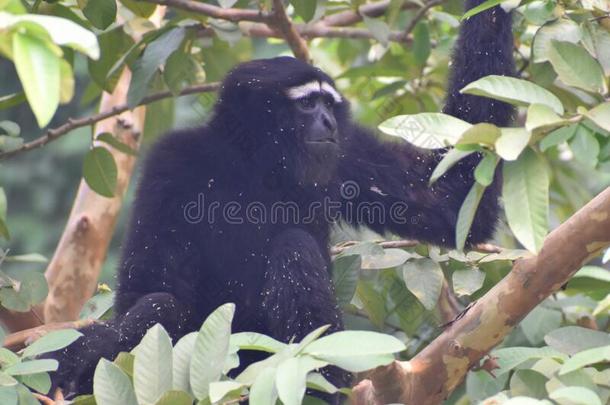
[47,0,514,398]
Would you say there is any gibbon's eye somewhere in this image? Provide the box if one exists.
[323,95,334,108]
[298,96,316,110]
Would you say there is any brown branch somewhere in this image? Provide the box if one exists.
[3,319,97,351]
[238,22,414,43]
[352,186,610,405]
[403,0,445,36]
[270,0,310,62]
[0,83,220,161]
[322,0,417,27]
[140,0,270,22]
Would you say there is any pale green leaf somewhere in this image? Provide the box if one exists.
[548,40,607,93]
[402,258,444,310]
[379,113,471,149]
[93,359,138,405]
[502,148,549,253]
[461,75,564,115]
[532,19,581,63]
[455,183,486,249]
[12,32,60,128]
[133,324,173,405]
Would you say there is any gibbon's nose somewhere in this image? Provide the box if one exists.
[322,110,337,134]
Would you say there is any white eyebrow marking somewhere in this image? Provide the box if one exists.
[321,82,342,103]
[286,80,321,99]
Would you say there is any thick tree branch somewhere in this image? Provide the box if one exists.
[0,83,219,161]
[352,186,610,405]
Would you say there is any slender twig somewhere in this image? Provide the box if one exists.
[270,0,310,62]
[3,319,97,351]
[0,83,220,160]
[330,240,502,255]
[237,22,415,43]
[403,0,445,37]
[140,0,271,22]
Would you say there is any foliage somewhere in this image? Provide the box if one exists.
[0,329,81,404]
[71,304,404,405]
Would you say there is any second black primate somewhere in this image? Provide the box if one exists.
[48,0,515,398]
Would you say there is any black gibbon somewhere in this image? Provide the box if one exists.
[48,0,515,398]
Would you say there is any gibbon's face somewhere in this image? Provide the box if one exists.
[285,80,342,154]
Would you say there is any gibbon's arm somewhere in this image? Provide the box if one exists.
[338,0,515,247]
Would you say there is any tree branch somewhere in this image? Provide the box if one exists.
[270,0,310,61]
[140,0,271,22]
[3,319,97,351]
[403,0,445,36]
[0,83,219,161]
[352,186,610,405]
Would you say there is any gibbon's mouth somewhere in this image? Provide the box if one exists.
[306,138,338,145]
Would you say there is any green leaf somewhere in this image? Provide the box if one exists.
[455,183,486,250]
[133,324,173,405]
[0,188,9,240]
[525,103,567,135]
[452,267,485,296]
[569,125,600,168]
[249,367,278,405]
[172,332,197,392]
[0,92,25,110]
[306,372,337,394]
[474,153,498,186]
[127,27,186,107]
[509,369,548,399]
[5,253,47,263]
[12,32,60,128]
[457,123,501,147]
[379,113,472,149]
[402,258,444,310]
[559,345,610,375]
[163,51,202,96]
[80,0,116,30]
[0,271,48,312]
[332,255,361,307]
[540,124,576,151]
[22,329,82,358]
[549,386,602,405]
[495,127,532,161]
[218,0,238,7]
[119,0,156,17]
[275,358,307,405]
[430,149,474,184]
[88,27,134,92]
[412,22,430,66]
[584,103,610,133]
[291,0,316,22]
[208,381,244,403]
[230,332,286,354]
[462,0,504,20]
[93,359,138,405]
[96,133,137,156]
[461,75,564,115]
[5,359,57,376]
[154,390,193,405]
[113,352,134,378]
[548,40,607,93]
[83,147,118,198]
[532,19,581,63]
[360,248,413,270]
[362,16,390,45]
[520,306,562,345]
[1,13,99,59]
[502,148,549,253]
[493,346,565,376]
[18,372,51,394]
[545,326,610,355]
[190,303,235,399]
[302,331,405,372]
